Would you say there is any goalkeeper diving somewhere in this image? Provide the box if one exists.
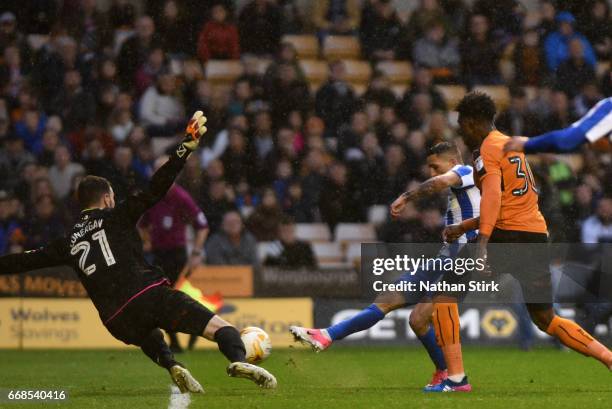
[0,112,277,393]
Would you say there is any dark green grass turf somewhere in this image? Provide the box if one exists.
[0,346,610,408]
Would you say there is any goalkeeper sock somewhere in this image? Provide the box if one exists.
[326,304,385,341]
[546,315,612,367]
[417,325,447,371]
[214,326,247,363]
[433,303,464,379]
[140,329,178,370]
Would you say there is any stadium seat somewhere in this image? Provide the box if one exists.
[323,35,361,60]
[368,205,388,225]
[375,61,412,85]
[335,223,377,243]
[435,85,467,110]
[312,242,343,264]
[205,60,244,84]
[282,34,319,59]
[472,85,511,110]
[252,58,272,75]
[342,60,372,84]
[299,59,329,91]
[345,242,362,263]
[295,223,332,242]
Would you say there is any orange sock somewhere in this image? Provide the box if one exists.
[546,315,612,368]
[433,303,464,376]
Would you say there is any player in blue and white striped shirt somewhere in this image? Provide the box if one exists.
[504,97,612,154]
[290,142,480,389]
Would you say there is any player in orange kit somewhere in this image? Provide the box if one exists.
[425,92,612,392]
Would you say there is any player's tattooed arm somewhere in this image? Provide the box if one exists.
[390,171,461,218]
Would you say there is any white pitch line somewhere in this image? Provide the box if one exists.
[168,385,191,409]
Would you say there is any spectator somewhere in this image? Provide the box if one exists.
[238,0,282,57]
[573,82,603,118]
[347,131,385,206]
[134,47,166,97]
[1,45,25,97]
[555,38,596,98]
[221,128,255,185]
[362,71,396,109]
[251,110,275,163]
[315,60,357,138]
[319,162,363,230]
[0,11,31,66]
[412,19,460,82]
[582,197,612,243]
[398,67,446,117]
[199,180,236,234]
[313,0,361,39]
[461,14,501,86]
[0,134,35,191]
[0,191,24,255]
[197,4,240,63]
[38,129,61,167]
[512,28,546,86]
[103,146,145,202]
[156,0,192,57]
[267,63,311,125]
[379,144,409,204]
[495,87,540,137]
[360,0,402,61]
[48,145,85,200]
[543,12,596,72]
[246,188,284,241]
[264,216,317,268]
[117,15,158,90]
[541,90,577,132]
[580,0,611,61]
[405,0,450,41]
[138,71,184,137]
[50,69,96,133]
[205,210,258,265]
[338,111,370,157]
[263,42,305,90]
[23,194,65,250]
[14,109,46,154]
[378,199,421,242]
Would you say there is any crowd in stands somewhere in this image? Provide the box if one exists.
[0,0,611,268]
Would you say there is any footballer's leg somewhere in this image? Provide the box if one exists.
[203,316,277,388]
[424,295,471,392]
[409,301,448,386]
[290,290,405,351]
[528,305,612,370]
[140,329,204,393]
[160,288,277,388]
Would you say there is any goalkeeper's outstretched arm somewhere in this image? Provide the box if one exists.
[0,238,69,276]
[115,111,208,224]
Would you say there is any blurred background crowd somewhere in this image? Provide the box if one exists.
[0,0,611,268]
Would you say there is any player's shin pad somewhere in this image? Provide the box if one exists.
[546,316,612,366]
[433,303,460,347]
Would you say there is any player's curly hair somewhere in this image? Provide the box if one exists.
[456,91,496,122]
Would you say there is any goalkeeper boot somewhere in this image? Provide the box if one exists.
[423,376,472,392]
[289,326,332,352]
[227,362,277,389]
[169,365,204,394]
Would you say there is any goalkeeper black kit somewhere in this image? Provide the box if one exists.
[0,141,212,333]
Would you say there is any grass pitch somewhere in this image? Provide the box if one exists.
[0,346,610,408]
